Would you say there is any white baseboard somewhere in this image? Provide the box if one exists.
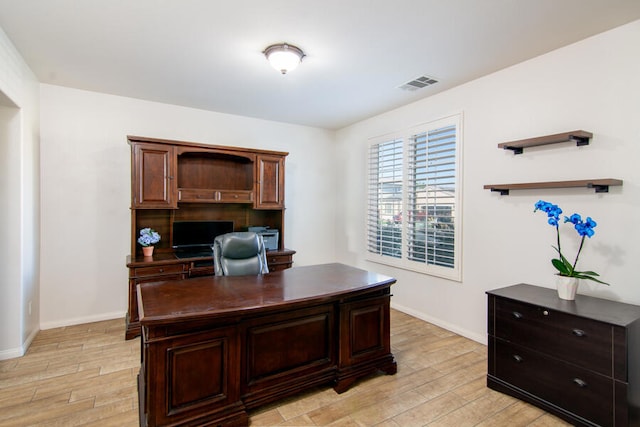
[0,327,40,361]
[390,302,487,345]
[0,346,24,361]
[1,312,125,360]
[40,311,126,330]
[23,326,38,353]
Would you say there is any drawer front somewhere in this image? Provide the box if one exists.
[493,338,614,427]
[217,190,253,203]
[178,188,217,202]
[494,297,612,376]
[268,263,292,272]
[267,255,292,264]
[133,264,186,278]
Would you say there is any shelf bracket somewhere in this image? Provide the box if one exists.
[588,183,609,193]
[503,146,524,155]
[570,135,590,147]
[491,188,510,196]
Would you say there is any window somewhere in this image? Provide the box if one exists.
[367,114,462,281]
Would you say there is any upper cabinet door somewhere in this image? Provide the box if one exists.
[132,143,177,209]
[255,155,285,209]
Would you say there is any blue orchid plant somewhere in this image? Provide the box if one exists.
[534,200,608,285]
[137,228,161,247]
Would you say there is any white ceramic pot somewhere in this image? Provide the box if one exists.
[556,275,579,300]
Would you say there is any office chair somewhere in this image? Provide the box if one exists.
[213,231,269,276]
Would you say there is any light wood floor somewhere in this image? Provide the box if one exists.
[0,310,570,426]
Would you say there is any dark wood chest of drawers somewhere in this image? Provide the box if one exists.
[487,284,640,427]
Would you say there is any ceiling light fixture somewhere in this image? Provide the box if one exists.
[263,43,305,74]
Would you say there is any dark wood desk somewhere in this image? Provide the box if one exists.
[137,263,397,427]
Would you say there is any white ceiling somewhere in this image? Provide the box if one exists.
[1,1,639,130]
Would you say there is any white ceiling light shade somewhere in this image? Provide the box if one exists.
[263,43,305,74]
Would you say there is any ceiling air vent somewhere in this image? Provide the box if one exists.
[399,75,438,91]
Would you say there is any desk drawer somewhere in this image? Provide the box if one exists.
[267,254,292,264]
[178,188,217,202]
[268,263,292,272]
[267,253,293,272]
[493,338,613,427]
[217,190,253,203]
[494,298,612,375]
[178,188,253,203]
[133,264,186,278]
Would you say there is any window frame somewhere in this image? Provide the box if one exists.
[366,113,463,281]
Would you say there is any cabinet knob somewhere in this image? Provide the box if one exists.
[572,329,586,337]
[512,355,523,363]
[512,311,523,319]
[573,378,587,388]
[542,310,549,316]
[159,268,164,273]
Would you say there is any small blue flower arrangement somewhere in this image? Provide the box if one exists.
[534,200,608,284]
[137,228,161,247]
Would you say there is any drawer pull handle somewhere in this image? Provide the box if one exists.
[572,329,586,337]
[159,268,164,273]
[512,355,523,363]
[542,310,549,316]
[512,311,523,319]
[573,378,587,388]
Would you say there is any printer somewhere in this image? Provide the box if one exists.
[248,226,279,251]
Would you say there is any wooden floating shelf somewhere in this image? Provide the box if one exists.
[498,130,592,154]
[484,179,623,195]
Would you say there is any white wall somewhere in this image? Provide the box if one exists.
[39,85,336,328]
[336,20,640,343]
[0,26,40,359]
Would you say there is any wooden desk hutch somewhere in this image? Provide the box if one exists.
[125,135,295,340]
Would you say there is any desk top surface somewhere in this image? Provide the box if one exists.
[137,263,396,324]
